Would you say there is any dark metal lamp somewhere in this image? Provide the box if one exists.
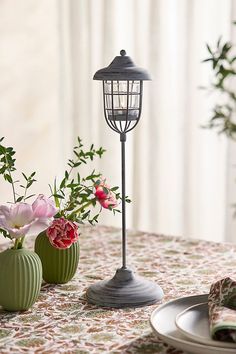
[86,50,164,308]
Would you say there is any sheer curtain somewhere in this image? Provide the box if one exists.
[0,0,234,243]
[61,0,233,242]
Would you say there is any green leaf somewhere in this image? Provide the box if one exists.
[4,174,13,183]
[103,187,109,195]
[206,43,213,55]
[53,179,60,208]
[60,178,66,189]
[82,210,90,220]
[0,145,5,154]
[111,186,119,191]
[53,193,64,199]
[24,194,36,201]
[79,159,87,164]
[16,196,24,202]
[26,180,35,188]
[73,150,80,158]
[0,228,8,238]
[22,172,28,181]
[202,58,213,63]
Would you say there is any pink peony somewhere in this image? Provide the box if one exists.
[46,217,79,249]
[32,194,58,218]
[0,195,57,239]
[94,179,118,209]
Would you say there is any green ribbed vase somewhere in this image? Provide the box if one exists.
[34,232,80,284]
[0,248,42,311]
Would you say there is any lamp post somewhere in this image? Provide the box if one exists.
[86,50,164,308]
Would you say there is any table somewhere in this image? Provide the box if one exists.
[0,225,236,353]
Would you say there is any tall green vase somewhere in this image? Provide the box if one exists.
[34,232,80,284]
[0,248,42,311]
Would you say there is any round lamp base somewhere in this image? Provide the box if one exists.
[86,267,164,308]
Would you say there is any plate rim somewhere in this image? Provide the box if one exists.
[175,302,236,349]
[149,293,236,354]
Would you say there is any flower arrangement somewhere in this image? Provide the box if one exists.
[0,136,126,303]
[46,137,122,249]
[0,137,57,249]
[0,136,123,251]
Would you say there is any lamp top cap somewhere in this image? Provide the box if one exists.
[93,49,151,81]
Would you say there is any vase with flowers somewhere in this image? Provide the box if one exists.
[35,137,122,284]
[0,138,58,311]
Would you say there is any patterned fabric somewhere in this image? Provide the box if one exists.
[0,225,236,353]
[208,277,236,342]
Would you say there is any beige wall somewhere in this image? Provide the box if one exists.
[0,0,62,205]
[0,1,63,244]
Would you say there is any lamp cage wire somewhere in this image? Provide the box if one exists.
[103,80,143,134]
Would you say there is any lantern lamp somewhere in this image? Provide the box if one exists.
[86,50,164,308]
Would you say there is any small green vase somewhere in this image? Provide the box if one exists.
[34,232,80,284]
[0,248,42,311]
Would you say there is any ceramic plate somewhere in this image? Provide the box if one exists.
[150,294,236,354]
[175,302,236,349]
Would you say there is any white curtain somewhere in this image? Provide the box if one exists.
[64,0,234,242]
[0,0,235,243]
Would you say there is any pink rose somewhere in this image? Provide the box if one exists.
[46,217,79,249]
[94,180,109,200]
[32,194,58,218]
[94,179,118,209]
[99,192,118,209]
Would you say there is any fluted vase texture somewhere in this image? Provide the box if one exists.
[0,248,42,311]
[35,232,80,284]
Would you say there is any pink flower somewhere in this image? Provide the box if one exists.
[0,197,57,239]
[94,179,109,200]
[99,192,118,209]
[32,194,58,218]
[46,217,79,249]
[94,179,118,209]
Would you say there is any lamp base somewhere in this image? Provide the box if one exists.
[86,267,164,308]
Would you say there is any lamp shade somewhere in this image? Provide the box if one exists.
[93,50,151,81]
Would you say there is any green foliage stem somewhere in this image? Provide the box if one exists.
[0,138,37,248]
[50,137,122,225]
[203,28,236,139]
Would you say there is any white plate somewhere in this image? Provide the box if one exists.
[150,294,236,354]
[175,302,236,349]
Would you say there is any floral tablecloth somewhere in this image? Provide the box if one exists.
[1,225,236,353]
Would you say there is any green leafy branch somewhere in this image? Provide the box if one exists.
[50,137,122,225]
[202,28,236,139]
[0,137,36,203]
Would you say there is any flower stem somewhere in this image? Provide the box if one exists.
[13,236,25,250]
[19,236,25,248]
[69,199,95,218]
[5,153,16,203]
[13,239,20,250]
